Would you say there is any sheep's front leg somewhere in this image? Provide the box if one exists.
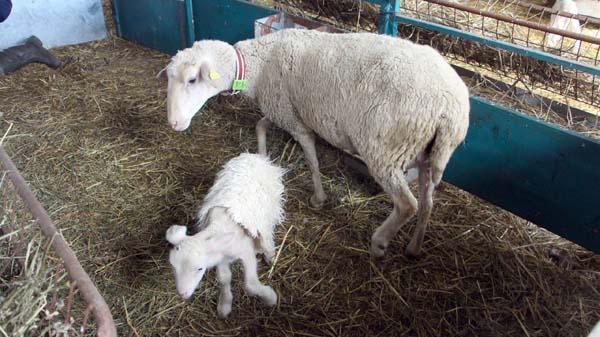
[292,131,327,209]
[256,117,272,156]
[216,262,233,318]
[240,251,277,306]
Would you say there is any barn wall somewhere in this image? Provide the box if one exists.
[0,0,107,49]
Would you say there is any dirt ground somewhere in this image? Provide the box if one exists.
[0,2,598,336]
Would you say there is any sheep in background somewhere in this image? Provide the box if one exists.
[165,153,286,318]
[544,0,600,53]
[159,29,470,257]
[545,0,583,52]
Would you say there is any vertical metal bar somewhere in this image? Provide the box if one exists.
[184,0,196,47]
[64,282,76,325]
[81,305,92,335]
[378,0,400,36]
[110,0,122,37]
[177,0,187,50]
[49,263,61,313]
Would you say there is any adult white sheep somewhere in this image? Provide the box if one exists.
[165,152,286,318]
[159,29,470,257]
[544,0,600,52]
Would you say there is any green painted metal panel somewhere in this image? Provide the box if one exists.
[192,0,277,43]
[111,0,186,55]
[445,97,600,252]
[184,0,196,46]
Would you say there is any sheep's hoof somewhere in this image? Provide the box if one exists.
[309,194,325,210]
[404,242,422,258]
[370,242,387,258]
[370,233,389,258]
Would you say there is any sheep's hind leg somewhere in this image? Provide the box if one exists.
[256,117,272,156]
[291,130,327,209]
[216,263,233,318]
[240,250,277,306]
[370,174,417,258]
[405,159,435,257]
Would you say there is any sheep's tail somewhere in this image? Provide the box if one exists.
[427,109,469,186]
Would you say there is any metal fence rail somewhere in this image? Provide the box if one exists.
[394,0,600,108]
[399,0,600,64]
[0,146,117,337]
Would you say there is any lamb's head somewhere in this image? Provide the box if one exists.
[166,225,234,299]
[158,40,236,131]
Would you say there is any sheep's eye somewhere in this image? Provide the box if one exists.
[188,78,196,84]
[198,267,204,271]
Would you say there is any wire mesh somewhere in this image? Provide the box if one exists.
[0,146,117,337]
[397,0,600,108]
[399,0,600,62]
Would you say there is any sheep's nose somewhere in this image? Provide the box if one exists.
[170,120,178,129]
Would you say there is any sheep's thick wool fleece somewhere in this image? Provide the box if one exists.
[196,153,286,243]
[235,29,470,187]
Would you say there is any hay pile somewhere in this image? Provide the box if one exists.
[0,181,74,337]
[0,2,598,336]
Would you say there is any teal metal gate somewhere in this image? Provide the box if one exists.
[110,0,600,252]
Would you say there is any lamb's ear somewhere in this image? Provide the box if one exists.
[166,225,188,245]
[156,66,168,80]
[207,206,229,224]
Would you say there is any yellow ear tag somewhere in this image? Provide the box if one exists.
[209,70,221,80]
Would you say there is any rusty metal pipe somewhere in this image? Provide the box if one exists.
[414,0,600,45]
[513,0,600,25]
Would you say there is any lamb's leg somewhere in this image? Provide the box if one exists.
[256,117,272,156]
[260,236,276,265]
[405,160,435,257]
[371,175,417,258]
[216,262,233,318]
[240,250,277,306]
[292,131,327,209]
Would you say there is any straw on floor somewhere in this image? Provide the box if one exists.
[0,1,598,336]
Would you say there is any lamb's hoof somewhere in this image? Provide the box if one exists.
[217,303,232,319]
[309,194,325,210]
[263,252,275,265]
[262,287,278,307]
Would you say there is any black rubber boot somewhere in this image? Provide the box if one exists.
[0,36,61,75]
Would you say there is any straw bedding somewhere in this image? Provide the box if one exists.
[0,1,598,336]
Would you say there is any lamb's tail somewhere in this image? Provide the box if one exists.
[427,109,469,186]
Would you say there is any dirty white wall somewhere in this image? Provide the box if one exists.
[0,0,107,49]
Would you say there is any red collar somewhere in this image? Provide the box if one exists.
[221,47,247,96]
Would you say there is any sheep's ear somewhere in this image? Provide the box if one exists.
[198,62,214,81]
[156,66,168,80]
[166,225,188,245]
